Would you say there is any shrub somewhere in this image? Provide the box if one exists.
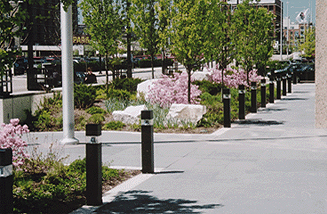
[74,84,97,109]
[87,114,105,124]
[147,71,202,108]
[111,78,144,93]
[193,80,222,95]
[104,97,145,114]
[86,106,107,115]
[106,87,132,100]
[13,149,129,214]
[103,121,126,130]
[0,119,29,167]
[208,67,263,88]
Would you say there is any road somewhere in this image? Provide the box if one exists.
[11,65,187,94]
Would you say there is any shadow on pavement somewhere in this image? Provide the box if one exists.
[234,119,284,126]
[95,190,222,213]
[259,108,287,112]
[281,97,308,101]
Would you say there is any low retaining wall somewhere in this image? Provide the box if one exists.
[0,92,53,124]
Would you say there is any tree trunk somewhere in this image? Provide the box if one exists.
[151,54,154,79]
[187,67,191,104]
[105,55,109,97]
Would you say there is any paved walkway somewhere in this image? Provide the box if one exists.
[25,83,327,213]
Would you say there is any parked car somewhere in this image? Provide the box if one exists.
[14,57,28,75]
[297,63,315,82]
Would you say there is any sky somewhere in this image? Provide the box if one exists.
[283,0,316,24]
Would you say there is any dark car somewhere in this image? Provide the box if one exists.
[14,57,28,75]
[297,63,315,82]
[267,62,305,80]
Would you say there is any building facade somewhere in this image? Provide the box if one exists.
[283,17,313,53]
[226,0,283,52]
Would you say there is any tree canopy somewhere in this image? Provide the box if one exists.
[300,27,315,59]
[131,0,160,79]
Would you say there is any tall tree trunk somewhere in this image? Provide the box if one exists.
[187,66,191,104]
[151,54,154,79]
[105,55,109,97]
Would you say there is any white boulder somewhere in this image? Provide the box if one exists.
[166,104,206,125]
[192,69,212,81]
[137,79,158,100]
[112,105,147,124]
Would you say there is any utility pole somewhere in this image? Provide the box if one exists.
[280,2,283,61]
[287,1,289,58]
[61,3,79,144]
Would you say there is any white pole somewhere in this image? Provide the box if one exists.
[61,4,79,144]
[287,1,289,58]
[280,2,283,61]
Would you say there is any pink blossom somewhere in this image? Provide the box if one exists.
[207,66,263,88]
[148,72,202,108]
[0,118,29,167]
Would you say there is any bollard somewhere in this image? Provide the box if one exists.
[0,148,13,214]
[269,80,274,103]
[86,124,102,206]
[223,88,231,128]
[239,85,245,120]
[261,79,266,108]
[282,76,287,96]
[141,110,154,173]
[250,82,257,113]
[276,77,281,99]
[287,74,292,93]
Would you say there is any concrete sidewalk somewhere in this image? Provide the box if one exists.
[27,83,327,213]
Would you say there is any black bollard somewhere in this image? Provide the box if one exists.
[276,77,281,99]
[261,79,266,108]
[288,75,292,93]
[223,88,231,128]
[86,124,102,206]
[141,110,154,173]
[239,85,245,120]
[250,82,257,113]
[282,76,287,96]
[269,80,274,103]
[0,148,13,214]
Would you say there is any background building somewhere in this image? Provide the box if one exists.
[226,0,283,53]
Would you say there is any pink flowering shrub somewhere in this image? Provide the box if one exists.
[207,67,263,88]
[0,118,29,167]
[147,71,202,108]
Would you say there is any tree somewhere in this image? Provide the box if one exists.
[80,0,124,86]
[231,0,274,81]
[155,0,173,74]
[300,27,315,59]
[131,0,160,79]
[203,0,235,86]
[0,1,27,72]
[169,0,210,103]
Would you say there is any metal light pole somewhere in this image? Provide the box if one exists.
[286,1,289,58]
[280,2,283,61]
[60,3,79,144]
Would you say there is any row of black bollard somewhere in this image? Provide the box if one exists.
[84,112,155,207]
[223,74,292,128]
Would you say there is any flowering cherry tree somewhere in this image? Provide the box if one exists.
[208,67,262,88]
[0,119,29,167]
[148,72,202,108]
